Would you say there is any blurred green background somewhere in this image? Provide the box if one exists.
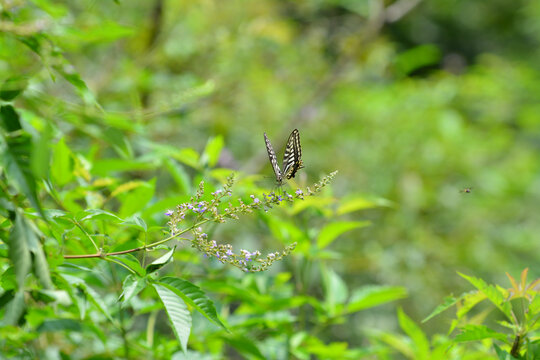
[2,0,540,355]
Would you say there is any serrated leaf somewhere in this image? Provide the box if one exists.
[397,308,430,360]
[459,273,512,320]
[9,213,32,289]
[423,295,461,323]
[51,138,73,186]
[454,324,507,342]
[153,283,192,353]
[347,286,408,313]
[317,221,369,249]
[146,247,175,273]
[457,290,486,319]
[201,135,224,168]
[159,277,227,331]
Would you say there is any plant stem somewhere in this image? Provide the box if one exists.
[63,219,209,259]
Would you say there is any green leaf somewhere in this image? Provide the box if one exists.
[529,292,540,315]
[18,34,43,54]
[457,291,486,320]
[454,324,507,342]
[317,221,370,249]
[9,213,32,289]
[153,283,192,354]
[119,178,156,217]
[37,319,82,332]
[31,0,68,18]
[53,64,99,106]
[2,290,25,326]
[0,268,17,291]
[103,127,132,158]
[201,135,224,167]
[336,196,379,215]
[91,158,155,176]
[220,333,265,360]
[25,227,53,289]
[78,209,124,223]
[146,247,175,273]
[174,148,200,169]
[321,266,348,311]
[30,123,52,179]
[1,117,44,216]
[64,20,134,43]
[423,295,462,323]
[0,105,22,132]
[120,274,147,306]
[51,137,73,186]
[0,77,28,101]
[35,290,71,306]
[159,277,228,331]
[80,283,113,323]
[394,44,441,76]
[122,215,148,232]
[163,157,192,194]
[347,286,408,313]
[459,273,512,320]
[493,344,515,360]
[367,329,413,358]
[397,308,430,360]
[109,254,145,276]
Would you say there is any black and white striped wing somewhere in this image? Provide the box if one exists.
[264,132,283,184]
[282,129,303,179]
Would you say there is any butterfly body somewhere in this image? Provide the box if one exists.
[264,129,303,186]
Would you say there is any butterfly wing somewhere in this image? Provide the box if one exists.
[264,132,283,184]
[283,129,303,179]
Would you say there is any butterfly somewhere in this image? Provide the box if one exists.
[460,187,473,194]
[263,129,304,186]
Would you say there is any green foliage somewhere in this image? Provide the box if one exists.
[424,269,540,359]
[1,0,539,359]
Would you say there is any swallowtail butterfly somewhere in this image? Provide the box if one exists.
[263,129,304,186]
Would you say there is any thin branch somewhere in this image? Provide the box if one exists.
[63,219,209,259]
